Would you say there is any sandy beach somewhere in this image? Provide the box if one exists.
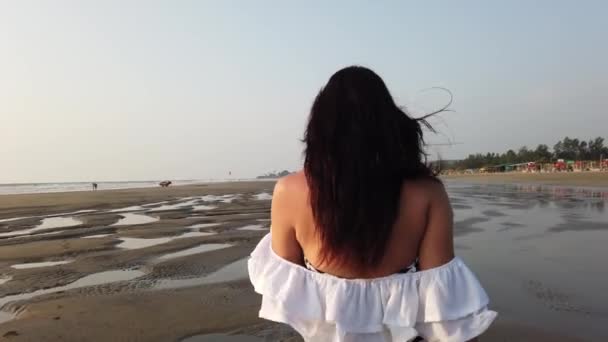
[0,176,607,341]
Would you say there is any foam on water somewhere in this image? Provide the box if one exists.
[11,260,73,269]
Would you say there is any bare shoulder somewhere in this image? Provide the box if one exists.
[271,170,307,226]
[400,177,447,204]
[271,171,305,264]
[274,170,307,195]
[413,177,454,269]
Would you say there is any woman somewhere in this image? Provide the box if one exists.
[248,66,496,341]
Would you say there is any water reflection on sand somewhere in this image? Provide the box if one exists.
[446,181,608,340]
[0,217,82,238]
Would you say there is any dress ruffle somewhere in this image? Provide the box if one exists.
[248,233,496,342]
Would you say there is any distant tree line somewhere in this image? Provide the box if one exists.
[453,136,608,170]
[256,170,292,179]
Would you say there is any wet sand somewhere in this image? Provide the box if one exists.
[446,181,608,341]
[1,180,607,341]
[443,171,608,187]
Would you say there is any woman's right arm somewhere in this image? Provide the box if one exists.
[417,181,454,270]
[417,182,480,342]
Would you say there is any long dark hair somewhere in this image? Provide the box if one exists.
[304,66,440,269]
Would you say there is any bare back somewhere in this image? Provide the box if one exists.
[271,171,455,279]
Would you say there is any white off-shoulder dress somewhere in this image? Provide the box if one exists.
[248,234,497,342]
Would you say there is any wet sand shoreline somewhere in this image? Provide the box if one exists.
[1,179,607,341]
[443,171,608,188]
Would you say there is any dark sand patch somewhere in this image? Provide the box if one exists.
[79,214,122,227]
[0,226,115,247]
[0,238,116,263]
[148,211,194,220]
[0,218,43,231]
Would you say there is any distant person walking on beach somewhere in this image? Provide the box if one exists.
[248,66,496,341]
[92,183,98,191]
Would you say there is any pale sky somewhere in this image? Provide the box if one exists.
[1,1,606,183]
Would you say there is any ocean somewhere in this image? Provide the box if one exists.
[0,179,245,195]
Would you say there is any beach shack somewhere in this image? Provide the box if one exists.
[554,159,567,171]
